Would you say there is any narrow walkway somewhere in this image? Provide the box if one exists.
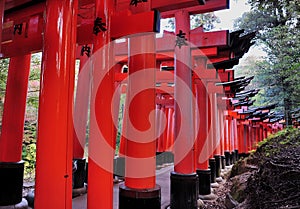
[72,165,173,209]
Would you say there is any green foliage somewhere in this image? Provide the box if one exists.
[115,94,126,155]
[26,53,41,113]
[234,0,300,125]
[0,58,9,117]
[22,121,37,180]
[22,53,41,179]
[190,13,220,30]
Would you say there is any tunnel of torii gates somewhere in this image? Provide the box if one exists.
[0,0,284,209]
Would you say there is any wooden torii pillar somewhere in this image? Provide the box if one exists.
[0,6,31,208]
[0,54,31,207]
[82,1,161,209]
[168,9,200,209]
[34,1,78,208]
[115,2,161,209]
[72,47,91,190]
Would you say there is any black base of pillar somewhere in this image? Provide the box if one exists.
[73,158,86,189]
[170,172,198,209]
[214,155,221,178]
[221,155,226,169]
[119,184,161,209]
[114,157,125,177]
[208,158,216,183]
[0,161,24,206]
[231,151,236,164]
[224,151,231,166]
[234,150,239,161]
[196,169,211,196]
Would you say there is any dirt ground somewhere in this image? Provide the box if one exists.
[202,128,300,209]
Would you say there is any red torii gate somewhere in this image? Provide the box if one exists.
[0,0,231,209]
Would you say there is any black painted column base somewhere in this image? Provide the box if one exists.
[231,151,236,164]
[73,158,86,189]
[196,169,211,196]
[209,158,216,183]
[0,161,24,206]
[221,155,226,169]
[170,172,198,209]
[224,151,231,166]
[234,150,239,161]
[214,155,221,178]
[119,184,161,209]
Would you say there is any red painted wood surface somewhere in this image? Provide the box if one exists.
[173,10,195,174]
[87,0,115,208]
[35,1,78,208]
[0,54,31,162]
[124,34,157,189]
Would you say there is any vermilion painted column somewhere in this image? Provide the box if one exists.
[212,96,221,156]
[163,106,169,151]
[156,103,162,152]
[263,124,268,139]
[256,124,260,143]
[195,80,209,170]
[35,1,78,208]
[224,118,229,151]
[243,124,249,155]
[214,102,224,168]
[158,104,166,152]
[224,116,232,165]
[195,78,212,196]
[119,33,161,209]
[246,125,251,153]
[167,107,175,151]
[88,0,115,208]
[218,108,225,168]
[237,122,245,155]
[260,123,264,141]
[249,125,255,150]
[233,118,239,162]
[164,106,171,151]
[252,125,257,150]
[0,55,31,162]
[0,55,30,206]
[171,10,198,209]
[209,93,219,182]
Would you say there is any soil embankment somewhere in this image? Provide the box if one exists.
[203,128,300,209]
